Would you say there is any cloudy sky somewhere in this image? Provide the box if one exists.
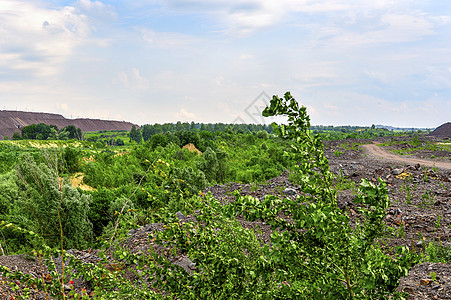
[1,0,450,127]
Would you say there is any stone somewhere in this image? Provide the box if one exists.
[392,168,404,175]
[176,211,186,220]
[283,188,297,196]
[420,279,431,285]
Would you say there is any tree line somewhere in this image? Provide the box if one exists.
[129,122,273,144]
[10,123,83,140]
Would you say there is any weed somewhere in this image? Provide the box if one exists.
[424,240,451,263]
[411,135,421,147]
[435,214,442,229]
[419,190,434,207]
[430,272,437,281]
[397,224,406,238]
[423,168,429,182]
[334,170,357,191]
[400,183,414,205]
[250,182,260,192]
[334,150,342,157]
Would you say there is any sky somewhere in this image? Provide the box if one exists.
[1,0,451,128]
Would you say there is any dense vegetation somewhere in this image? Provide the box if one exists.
[10,123,83,141]
[0,93,442,298]
[0,122,295,252]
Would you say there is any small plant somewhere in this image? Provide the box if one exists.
[411,135,421,147]
[423,168,429,182]
[250,182,260,192]
[397,224,406,238]
[419,190,434,207]
[400,183,413,205]
[424,240,451,263]
[435,214,442,230]
[430,271,437,282]
[334,150,342,157]
[334,170,357,191]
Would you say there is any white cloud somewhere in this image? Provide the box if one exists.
[424,66,451,89]
[239,53,253,60]
[116,68,150,90]
[74,0,117,20]
[140,28,199,48]
[0,0,94,77]
[155,0,405,35]
[303,91,450,127]
[1,0,450,128]
[173,108,197,120]
[364,71,388,83]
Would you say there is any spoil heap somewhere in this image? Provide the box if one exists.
[0,110,138,139]
[430,122,451,138]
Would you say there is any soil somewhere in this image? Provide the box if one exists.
[1,135,451,299]
[431,123,451,139]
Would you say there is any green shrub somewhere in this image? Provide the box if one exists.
[63,147,80,173]
[13,153,92,249]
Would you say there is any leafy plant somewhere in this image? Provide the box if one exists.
[400,183,415,205]
[12,153,92,249]
[430,271,437,281]
[435,214,442,230]
[419,190,434,207]
[224,92,417,298]
[424,240,451,263]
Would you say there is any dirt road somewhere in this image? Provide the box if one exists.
[361,143,451,170]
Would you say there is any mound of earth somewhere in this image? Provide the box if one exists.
[182,143,202,155]
[0,110,138,140]
[431,122,451,138]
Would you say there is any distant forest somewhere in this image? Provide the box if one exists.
[7,120,430,145]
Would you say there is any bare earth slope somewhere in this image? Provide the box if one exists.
[0,110,138,139]
[431,122,451,138]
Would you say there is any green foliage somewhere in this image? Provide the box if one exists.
[60,125,83,140]
[423,240,451,263]
[87,188,118,237]
[63,147,80,173]
[129,125,142,144]
[82,150,141,188]
[219,92,416,298]
[12,153,92,249]
[0,171,17,215]
[0,92,425,298]
[419,190,434,207]
[18,123,82,140]
[149,134,168,149]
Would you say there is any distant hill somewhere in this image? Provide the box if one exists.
[0,110,138,140]
[430,122,451,138]
[374,125,434,131]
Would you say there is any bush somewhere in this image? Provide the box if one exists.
[63,147,80,173]
[13,153,92,249]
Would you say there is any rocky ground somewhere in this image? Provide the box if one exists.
[1,135,451,299]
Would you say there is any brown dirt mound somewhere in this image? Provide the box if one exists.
[182,143,202,155]
[0,110,138,140]
[70,172,95,191]
[431,122,451,138]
